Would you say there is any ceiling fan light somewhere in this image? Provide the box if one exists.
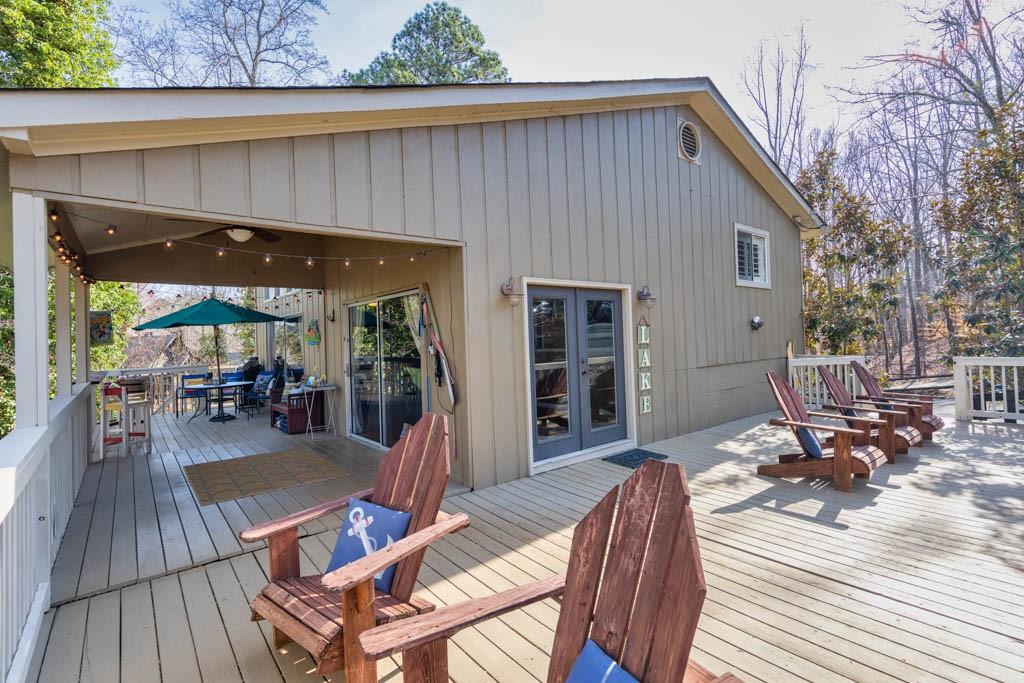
[226,228,255,243]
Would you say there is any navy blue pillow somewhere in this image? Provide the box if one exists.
[566,640,639,683]
[327,499,411,594]
[796,427,823,458]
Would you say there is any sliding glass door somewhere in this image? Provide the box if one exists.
[530,286,626,463]
[349,292,424,447]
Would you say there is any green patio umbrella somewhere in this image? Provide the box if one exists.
[134,297,283,384]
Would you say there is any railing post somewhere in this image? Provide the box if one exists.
[13,192,49,428]
[55,262,72,396]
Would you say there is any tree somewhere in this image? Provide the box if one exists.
[112,0,330,86]
[798,148,909,354]
[341,2,508,85]
[0,0,116,87]
[936,104,1024,356]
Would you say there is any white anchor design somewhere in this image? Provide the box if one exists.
[347,506,395,581]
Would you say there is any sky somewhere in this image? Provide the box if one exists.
[125,0,937,138]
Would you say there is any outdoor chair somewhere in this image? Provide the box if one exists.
[240,414,467,678]
[817,365,922,459]
[240,370,275,418]
[852,361,945,439]
[759,371,888,492]
[175,372,210,418]
[354,459,739,683]
[221,370,245,412]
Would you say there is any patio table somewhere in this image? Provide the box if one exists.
[299,384,339,438]
[186,380,251,423]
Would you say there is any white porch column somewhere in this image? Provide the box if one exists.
[12,192,48,427]
[55,262,72,395]
[74,278,90,383]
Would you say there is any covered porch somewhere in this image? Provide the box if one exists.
[23,401,1024,682]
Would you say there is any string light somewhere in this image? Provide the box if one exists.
[377,257,385,266]
[163,237,175,251]
[105,224,118,236]
[51,231,63,243]
[48,209,59,223]
[56,245,66,255]
[215,246,227,261]
[304,256,315,270]
[344,258,351,269]
[263,253,274,266]
[409,254,416,262]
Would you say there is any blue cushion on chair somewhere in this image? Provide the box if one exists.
[327,499,411,594]
[566,640,638,683]
[797,427,823,459]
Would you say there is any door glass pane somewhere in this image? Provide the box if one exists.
[585,299,618,429]
[379,294,423,447]
[533,296,571,442]
[349,303,381,443]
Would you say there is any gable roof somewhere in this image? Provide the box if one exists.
[0,79,823,236]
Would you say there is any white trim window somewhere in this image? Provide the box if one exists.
[735,223,770,289]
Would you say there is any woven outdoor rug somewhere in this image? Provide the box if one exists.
[184,450,347,506]
[603,448,668,469]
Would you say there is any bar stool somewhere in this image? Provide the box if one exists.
[100,381,126,458]
[123,377,153,455]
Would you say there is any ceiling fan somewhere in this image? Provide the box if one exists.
[164,219,282,243]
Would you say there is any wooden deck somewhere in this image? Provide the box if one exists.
[30,403,1024,682]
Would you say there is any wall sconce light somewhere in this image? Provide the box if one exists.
[500,277,523,307]
[751,315,764,330]
[327,309,336,322]
[637,285,657,309]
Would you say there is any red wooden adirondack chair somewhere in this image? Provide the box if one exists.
[238,414,469,678]
[852,361,945,440]
[817,365,923,459]
[760,371,887,491]
[352,459,740,683]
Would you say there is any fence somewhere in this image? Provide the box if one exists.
[953,356,1024,422]
[97,364,208,415]
[0,383,92,682]
[787,355,866,409]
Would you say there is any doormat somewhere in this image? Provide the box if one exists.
[603,449,668,469]
[184,450,346,506]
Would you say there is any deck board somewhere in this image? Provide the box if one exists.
[32,403,1024,682]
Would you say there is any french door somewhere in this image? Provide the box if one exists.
[529,286,626,463]
[349,291,424,448]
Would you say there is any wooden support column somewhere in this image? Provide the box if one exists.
[74,278,90,383]
[55,262,72,395]
[12,192,48,427]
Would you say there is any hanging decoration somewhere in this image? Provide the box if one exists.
[637,317,652,415]
[89,310,114,345]
[305,319,321,345]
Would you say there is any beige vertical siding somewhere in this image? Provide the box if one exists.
[9,103,805,489]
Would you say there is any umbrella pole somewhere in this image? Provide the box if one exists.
[214,324,222,383]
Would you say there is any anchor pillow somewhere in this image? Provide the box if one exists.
[566,640,639,683]
[327,499,411,594]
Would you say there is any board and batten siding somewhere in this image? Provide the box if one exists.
[253,288,327,376]
[9,103,804,488]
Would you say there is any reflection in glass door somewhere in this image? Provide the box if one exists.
[349,292,424,448]
[530,287,625,463]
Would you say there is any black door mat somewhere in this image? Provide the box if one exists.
[603,449,668,469]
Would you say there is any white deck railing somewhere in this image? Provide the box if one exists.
[0,384,92,682]
[98,364,208,415]
[788,355,866,409]
[953,356,1024,422]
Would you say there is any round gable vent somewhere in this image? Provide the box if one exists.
[677,120,701,162]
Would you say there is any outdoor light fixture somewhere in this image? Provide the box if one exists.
[263,253,274,266]
[215,246,227,261]
[305,256,316,270]
[163,237,175,251]
[750,315,764,330]
[637,285,657,309]
[48,209,59,223]
[105,224,118,236]
[327,309,336,322]
[500,277,523,307]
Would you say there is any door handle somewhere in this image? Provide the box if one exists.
[580,359,589,375]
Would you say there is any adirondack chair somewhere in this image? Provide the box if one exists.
[760,371,887,492]
[238,414,468,678]
[352,459,740,683]
[817,365,923,459]
[851,360,945,440]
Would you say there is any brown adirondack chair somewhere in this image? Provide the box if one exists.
[817,365,923,458]
[760,371,887,491]
[352,459,740,683]
[852,360,945,439]
[238,413,468,678]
